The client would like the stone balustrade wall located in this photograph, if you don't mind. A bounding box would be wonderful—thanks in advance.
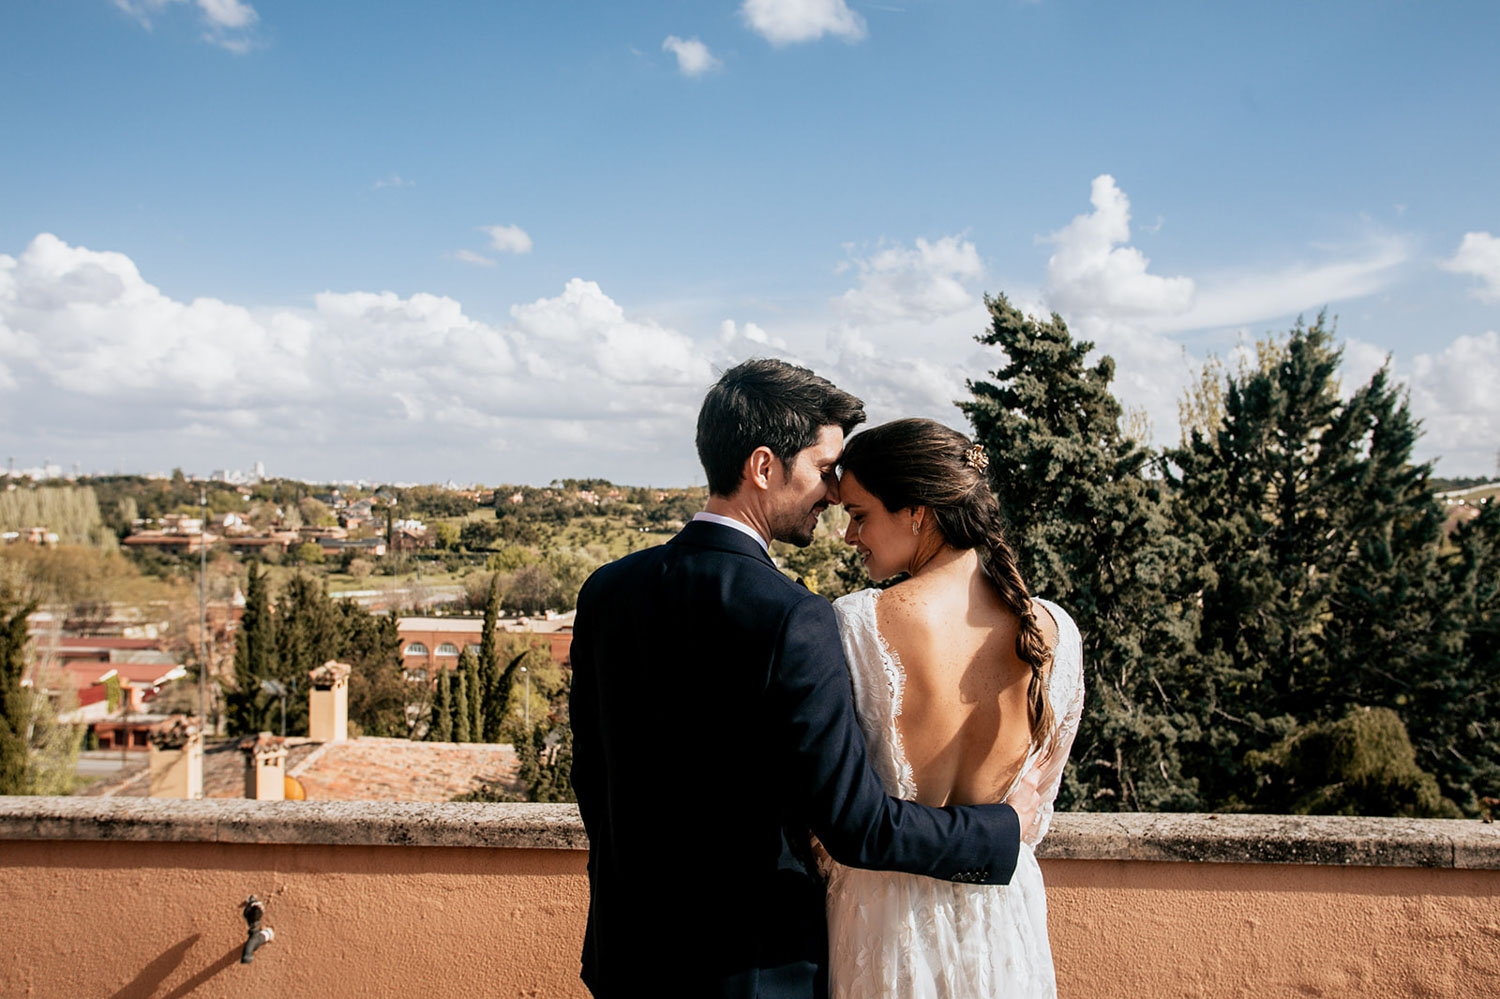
[2,798,1497,998]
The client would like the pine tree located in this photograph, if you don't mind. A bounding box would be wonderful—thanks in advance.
[1421,499,1500,810]
[454,650,474,743]
[1165,317,1461,807]
[226,564,276,735]
[1,589,37,794]
[960,294,1200,810]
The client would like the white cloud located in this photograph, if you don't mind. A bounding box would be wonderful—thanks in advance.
[662,36,722,77]
[196,0,256,29]
[1391,329,1500,474]
[0,234,731,483]
[1037,175,1414,455]
[719,319,787,351]
[114,0,258,51]
[1160,235,1409,334]
[511,279,713,387]
[1441,232,1500,303]
[450,249,495,267]
[371,174,414,191]
[482,224,534,255]
[1043,174,1194,320]
[740,0,867,45]
[837,236,984,326]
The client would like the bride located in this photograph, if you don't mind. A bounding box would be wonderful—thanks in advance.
[824,418,1084,999]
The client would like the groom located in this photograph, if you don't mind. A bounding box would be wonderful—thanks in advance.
[570,359,1032,998]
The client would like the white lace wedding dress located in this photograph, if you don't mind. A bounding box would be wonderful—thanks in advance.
[825,588,1084,999]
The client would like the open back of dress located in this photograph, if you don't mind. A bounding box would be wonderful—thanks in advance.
[825,587,1085,999]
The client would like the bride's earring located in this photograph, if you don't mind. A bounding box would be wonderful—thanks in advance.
[911,519,920,536]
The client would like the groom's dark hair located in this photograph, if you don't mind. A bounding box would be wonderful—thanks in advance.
[696,358,865,497]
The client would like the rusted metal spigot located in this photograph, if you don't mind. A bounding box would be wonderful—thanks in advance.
[241,894,275,964]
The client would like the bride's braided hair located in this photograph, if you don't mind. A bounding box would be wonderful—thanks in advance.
[839,418,1055,750]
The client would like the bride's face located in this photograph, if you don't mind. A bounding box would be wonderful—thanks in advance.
[839,471,917,581]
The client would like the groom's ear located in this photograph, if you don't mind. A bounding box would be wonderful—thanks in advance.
[744,446,777,492]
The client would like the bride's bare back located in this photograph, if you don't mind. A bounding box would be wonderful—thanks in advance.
[875,549,1058,808]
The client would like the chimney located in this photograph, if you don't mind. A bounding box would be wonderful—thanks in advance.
[308,660,352,742]
[147,716,203,799]
[242,732,288,801]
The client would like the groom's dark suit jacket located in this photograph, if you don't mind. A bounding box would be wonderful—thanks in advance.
[569,520,1022,998]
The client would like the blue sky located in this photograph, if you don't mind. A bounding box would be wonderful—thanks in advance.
[2,0,1497,484]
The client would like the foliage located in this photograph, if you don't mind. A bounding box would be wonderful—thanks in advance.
[773,534,872,598]
[1243,707,1461,817]
[0,543,177,608]
[453,687,574,803]
[453,650,474,743]
[1423,499,1500,810]
[513,715,576,802]
[431,665,454,742]
[0,588,82,795]
[226,569,407,738]
[431,522,460,551]
[291,542,325,565]
[396,485,478,520]
[464,646,482,742]
[0,588,35,794]
[0,486,111,547]
[226,563,276,735]
[1163,316,1468,809]
[340,606,409,738]
[961,295,1200,810]
[956,297,1498,817]
[480,574,502,742]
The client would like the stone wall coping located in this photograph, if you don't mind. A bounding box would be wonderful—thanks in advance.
[2,798,1497,868]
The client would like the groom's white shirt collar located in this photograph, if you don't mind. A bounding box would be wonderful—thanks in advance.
[691,512,770,553]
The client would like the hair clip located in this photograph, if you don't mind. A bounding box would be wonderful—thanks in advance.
[963,444,989,472]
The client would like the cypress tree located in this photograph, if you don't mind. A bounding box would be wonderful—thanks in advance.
[434,664,454,742]
[339,606,406,738]
[272,574,339,735]
[961,294,1200,810]
[467,646,484,742]
[454,650,474,743]
[226,563,276,735]
[480,573,506,742]
[1,589,37,794]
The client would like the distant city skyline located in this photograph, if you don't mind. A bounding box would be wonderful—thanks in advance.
[2,2,1497,482]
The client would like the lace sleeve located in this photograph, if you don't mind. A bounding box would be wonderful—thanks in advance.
[1019,600,1084,846]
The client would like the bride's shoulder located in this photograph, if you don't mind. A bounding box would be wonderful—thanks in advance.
[1031,598,1080,653]
[832,587,880,620]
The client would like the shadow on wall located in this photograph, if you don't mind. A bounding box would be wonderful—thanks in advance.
[106,934,241,999]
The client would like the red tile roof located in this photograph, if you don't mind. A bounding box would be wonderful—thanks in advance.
[76,737,521,803]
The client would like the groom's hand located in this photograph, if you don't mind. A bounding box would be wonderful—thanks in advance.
[1005,766,1044,840]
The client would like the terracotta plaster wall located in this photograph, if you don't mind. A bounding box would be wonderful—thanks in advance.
[0,839,593,999]
[4,842,1500,998]
[1044,859,1500,998]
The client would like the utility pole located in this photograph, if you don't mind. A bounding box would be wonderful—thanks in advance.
[199,487,209,734]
